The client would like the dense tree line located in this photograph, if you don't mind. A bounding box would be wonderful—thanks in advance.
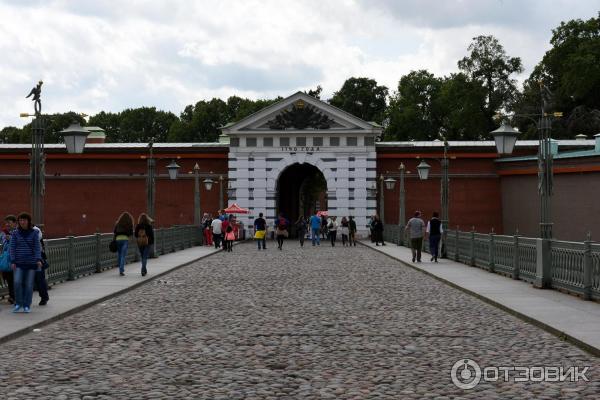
[1,14,598,144]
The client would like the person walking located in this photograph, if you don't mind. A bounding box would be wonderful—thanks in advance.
[309,211,321,246]
[33,224,49,306]
[224,225,235,252]
[348,216,357,246]
[9,212,42,313]
[340,217,349,247]
[211,214,223,249]
[368,215,375,242]
[1,215,17,304]
[328,216,338,247]
[221,216,231,250]
[113,212,134,276]
[254,212,267,250]
[134,213,154,276]
[296,215,307,247]
[372,215,385,246]
[275,213,288,250]
[201,213,213,246]
[427,212,443,262]
[406,211,426,262]
[321,215,328,240]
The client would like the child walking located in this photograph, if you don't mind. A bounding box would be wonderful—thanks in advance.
[224,225,235,252]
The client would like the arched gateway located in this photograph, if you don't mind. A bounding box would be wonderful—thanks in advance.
[222,92,381,238]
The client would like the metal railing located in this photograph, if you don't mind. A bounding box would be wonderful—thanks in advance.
[1,225,203,297]
[382,225,600,301]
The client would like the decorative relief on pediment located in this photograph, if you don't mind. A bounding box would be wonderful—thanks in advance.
[267,100,335,130]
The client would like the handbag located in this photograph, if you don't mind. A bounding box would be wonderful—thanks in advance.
[0,247,11,272]
[254,230,266,240]
[109,239,118,253]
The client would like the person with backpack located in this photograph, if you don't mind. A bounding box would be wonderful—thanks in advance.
[224,225,235,252]
[135,213,154,277]
[372,215,385,246]
[348,216,357,246]
[328,216,338,247]
[9,212,42,313]
[113,212,134,276]
[1,215,17,305]
[275,213,289,250]
[295,215,307,247]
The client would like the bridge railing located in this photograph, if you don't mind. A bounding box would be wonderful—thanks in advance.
[0,225,203,297]
[382,225,600,301]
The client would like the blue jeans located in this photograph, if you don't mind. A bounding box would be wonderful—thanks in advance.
[139,245,150,273]
[117,240,129,273]
[257,235,266,250]
[14,267,36,308]
[311,228,320,245]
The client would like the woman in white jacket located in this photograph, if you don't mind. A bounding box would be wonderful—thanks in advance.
[328,216,338,247]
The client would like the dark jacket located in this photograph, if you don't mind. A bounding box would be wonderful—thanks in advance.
[9,227,41,268]
[134,223,154,246]
[114,225,133,237]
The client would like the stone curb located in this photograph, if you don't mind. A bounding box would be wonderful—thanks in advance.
[360,241,600,358]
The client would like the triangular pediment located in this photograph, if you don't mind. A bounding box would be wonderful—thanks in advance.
[221,92,382,135]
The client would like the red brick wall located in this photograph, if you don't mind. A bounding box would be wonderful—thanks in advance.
[0,150,228,238]
[377,155,503,234]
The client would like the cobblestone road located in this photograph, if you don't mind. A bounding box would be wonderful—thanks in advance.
[1,241,598,399]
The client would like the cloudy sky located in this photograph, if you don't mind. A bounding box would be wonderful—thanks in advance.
[1,0,598,128]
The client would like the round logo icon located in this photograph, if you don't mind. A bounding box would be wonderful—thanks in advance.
[451,359,482,389]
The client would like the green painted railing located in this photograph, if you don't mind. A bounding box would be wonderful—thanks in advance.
[0,225,202,297]
[382,225,600,301]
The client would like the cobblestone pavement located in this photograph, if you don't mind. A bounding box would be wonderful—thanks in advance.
[1,241,598,399]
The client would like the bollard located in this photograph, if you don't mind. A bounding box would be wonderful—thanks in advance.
[67,236,75,281]
[583,232,592,300]
[512,230,520,280]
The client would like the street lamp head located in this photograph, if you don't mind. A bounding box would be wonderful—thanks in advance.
[384,177,396,190]
[166,159,180,180]
[203,178,214,191]
[60,122,89,154]
[416,160,431,180]
[490,121,519,155]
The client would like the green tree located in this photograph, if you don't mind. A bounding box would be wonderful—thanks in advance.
[385,70,442,141]
[88,111,121,142]
[458,35,523,132]
[168,99,228,142]
[515,14,600,138]
[329,77,388,124]
[438,73,489,140]
[0,126,25,143]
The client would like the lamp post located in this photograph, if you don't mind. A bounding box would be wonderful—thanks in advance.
[193,163,215,226]
[399,163,406,228]
[490,85,559,240]
[146,139,180,221]
[379,174,385,222]
[218,175,224,211]
[21,81,90,228]
[416,140,450,257]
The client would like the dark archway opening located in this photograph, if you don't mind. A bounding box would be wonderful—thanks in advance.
[277,163,327,236]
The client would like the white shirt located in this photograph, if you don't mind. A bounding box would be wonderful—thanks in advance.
[211,218,223,234]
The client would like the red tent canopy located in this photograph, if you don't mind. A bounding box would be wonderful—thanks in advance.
[316,210,328,217]
[223,203,249,214]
